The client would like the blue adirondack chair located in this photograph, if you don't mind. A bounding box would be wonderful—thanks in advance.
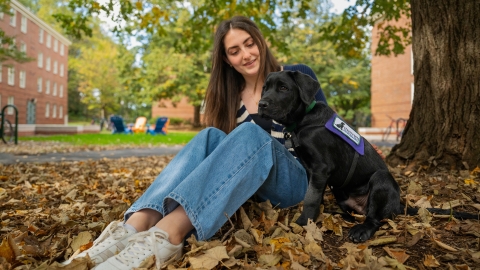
[146,117,169,135]
[110,116,133,134]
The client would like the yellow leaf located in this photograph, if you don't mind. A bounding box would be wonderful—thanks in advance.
[135,1,143,10]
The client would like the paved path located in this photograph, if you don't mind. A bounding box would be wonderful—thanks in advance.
[0,146,184,165]
[0,139,396,165]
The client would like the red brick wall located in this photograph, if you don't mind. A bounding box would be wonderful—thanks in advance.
[152,97,198,122]
[0,2,69,125]
[371,16,413,128]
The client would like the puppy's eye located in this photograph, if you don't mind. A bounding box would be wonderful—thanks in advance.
[279,86,288,91]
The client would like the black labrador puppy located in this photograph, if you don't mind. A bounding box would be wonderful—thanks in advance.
[258,70,479,243]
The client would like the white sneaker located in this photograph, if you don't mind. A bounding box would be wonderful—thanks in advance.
[95,227,183,270]
[62,221,137,266]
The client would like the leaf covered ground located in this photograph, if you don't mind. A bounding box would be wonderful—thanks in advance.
[0,143,479,270]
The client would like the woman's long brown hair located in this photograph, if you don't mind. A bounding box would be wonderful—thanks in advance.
[203,16,280,134]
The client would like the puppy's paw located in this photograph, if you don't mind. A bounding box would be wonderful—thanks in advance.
[296,214,309,226]
[348,224,376,243]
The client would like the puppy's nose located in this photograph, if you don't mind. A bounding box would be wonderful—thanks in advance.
[258,100,269,109]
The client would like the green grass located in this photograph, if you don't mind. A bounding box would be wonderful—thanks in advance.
[19,131,198,146]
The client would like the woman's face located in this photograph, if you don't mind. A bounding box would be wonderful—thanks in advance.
[223,28,260,79]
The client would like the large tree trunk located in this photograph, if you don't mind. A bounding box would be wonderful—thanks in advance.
[387,0,480,170]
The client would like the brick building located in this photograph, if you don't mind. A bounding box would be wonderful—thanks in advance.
[0,0,71,126]
[370,16,413,129]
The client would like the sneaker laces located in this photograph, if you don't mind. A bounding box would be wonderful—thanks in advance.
[115,230,169,270]
[91,221,126,249]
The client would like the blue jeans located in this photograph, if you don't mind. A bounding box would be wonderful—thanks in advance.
[125,123,308,240]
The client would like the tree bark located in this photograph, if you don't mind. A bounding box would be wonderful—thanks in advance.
[193,105,202,127]
[387,0,480,170]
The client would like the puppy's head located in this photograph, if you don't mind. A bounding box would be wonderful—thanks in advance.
[258,70,319,125]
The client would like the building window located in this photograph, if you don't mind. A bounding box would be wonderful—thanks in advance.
[59,105,63,118]
[9,9,15,27]
[21,15,27,33]
[19,70,26,88]
[60,43,64,56]
[45,80,50,94]
[38,53,43,68]
[37,77,42,92]
[52,104,57,118]
[7,67,14,85]
[46,34,51,48]
[20,42,26,53]
[0,12,4,20]
[53,39,58,52]
[410,47,414,75]
[7,97,14,115]
[59,85,63,97]
[45,103,50,117]
[60,64,64,77]
[0,64,2,83]
[53,82,57,96]
[46,57,51,71]
[39,29,43,43]
[53,61,58,74]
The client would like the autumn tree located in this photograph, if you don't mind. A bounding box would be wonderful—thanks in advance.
[321,0,480,170]
[274,0,371,127]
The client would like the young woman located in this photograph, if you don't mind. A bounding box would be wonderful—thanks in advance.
[64,16,328,269]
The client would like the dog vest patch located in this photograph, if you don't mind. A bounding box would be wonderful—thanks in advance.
[326,115,364,155]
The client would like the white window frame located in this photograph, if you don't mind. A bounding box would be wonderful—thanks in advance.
[52,104,57,118]
[19,70,26,88]
[7,97,14,115]
[46,57,51,71]
[53,61,58,74]
[9,9,16,27]
[37,77,42,92]
[39,29,43,43]
[53,82,57,96]
[0,12,4,20]
[38,52,43,68]
[20,41,26,53]
[7,67,15,85]
[53,39,58,52]
[60,43,64,56]
[45,80,50,94]
[46,34,51,48]
[60,64,64,77]
[21,15,27,33]
[59,84,63,97]
[45,102,50,118]
[59,105,63,118]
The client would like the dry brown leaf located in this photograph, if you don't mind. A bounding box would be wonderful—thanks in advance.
[368,236,397,246]
[188,246,229,269]
[424,254,441,267]
[239,206,252,230]
[258,254,282,267]
[71,231,93,252]
[433,238,458,252]
[302,219,323,243]
[383,247,410,264]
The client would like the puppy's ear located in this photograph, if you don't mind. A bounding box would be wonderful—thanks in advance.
[290,71,320,104]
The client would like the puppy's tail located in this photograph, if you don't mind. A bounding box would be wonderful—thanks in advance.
[405,206,479,220]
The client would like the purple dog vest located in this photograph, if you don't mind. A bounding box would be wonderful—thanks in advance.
[325,114,365,155]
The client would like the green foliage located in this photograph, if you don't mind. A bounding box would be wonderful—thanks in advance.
[319,0,411,58]
[19,131,198,146]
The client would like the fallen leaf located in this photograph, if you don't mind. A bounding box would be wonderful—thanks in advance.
[424,254,441,267]
[383,247,410,264]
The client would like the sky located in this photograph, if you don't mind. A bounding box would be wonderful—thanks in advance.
[331,0,352,14]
